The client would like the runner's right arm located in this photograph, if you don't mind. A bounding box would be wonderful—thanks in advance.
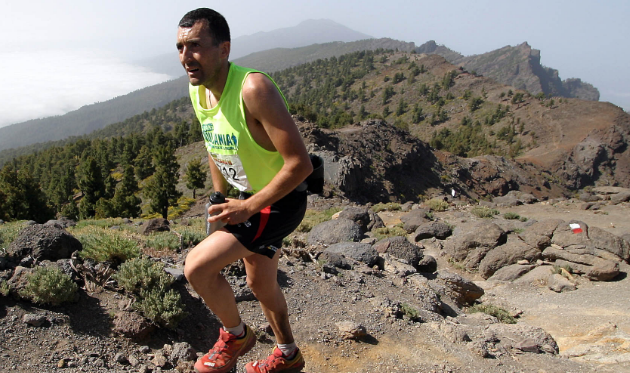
[208,154,228,195]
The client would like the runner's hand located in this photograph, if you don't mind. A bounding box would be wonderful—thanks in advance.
[207,198,254,225]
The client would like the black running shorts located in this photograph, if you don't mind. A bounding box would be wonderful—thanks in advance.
[225,189,307,259]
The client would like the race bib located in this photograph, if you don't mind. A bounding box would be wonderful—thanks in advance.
[210,153,251,191]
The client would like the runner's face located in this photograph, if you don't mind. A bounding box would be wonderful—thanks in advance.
[176,21,228,87]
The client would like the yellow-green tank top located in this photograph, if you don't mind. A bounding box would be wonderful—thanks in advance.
[189,63,288,193]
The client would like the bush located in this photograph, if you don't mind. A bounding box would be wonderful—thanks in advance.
[401,303,421,321]
[371,203,401,213]
[0,221,28,247]
[75,227,140,264]
[113,257,173,295]
[113,257,186,329]
[373,225,407,240]
[426,198,449,212]
[135,287,186,329]
[0,280,9,297]
[471,206,500,218]
[503,212,520,220]
[144,232,180,251]
[468,304,516,324]
[19,267,78,306]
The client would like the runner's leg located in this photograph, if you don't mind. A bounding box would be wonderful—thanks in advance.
[243,252,294,344]
[185,229,254,328]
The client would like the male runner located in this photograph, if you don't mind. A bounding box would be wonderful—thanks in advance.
[177,8,312,373]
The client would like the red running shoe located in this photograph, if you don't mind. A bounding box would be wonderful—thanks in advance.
[245,346,305,373]
[194,325,256,373]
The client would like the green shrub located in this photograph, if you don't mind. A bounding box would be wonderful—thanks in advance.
[519,216,528,222]
[113,257,173,295]
[503,212,520,220]
[179,228,206,248]
[113,257,186,328]
[0,280,9,297]
[401,303,421,321]
[0,221,28,247]
[426,198,449,212]
[75,227,140,263]
[373,225,407,240]
[135,287,186,329]
[471,206,500,218]
[468,304,516,324]
[371,203,401,213]
[19,267,78,306]
[144,232,180,251]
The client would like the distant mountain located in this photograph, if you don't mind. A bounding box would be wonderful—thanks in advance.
[230,19,372,59]
[417,40,600,101]
[134,19,372,78]
[0,77,189,152]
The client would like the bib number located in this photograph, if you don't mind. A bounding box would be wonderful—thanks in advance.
[210,153,251,191]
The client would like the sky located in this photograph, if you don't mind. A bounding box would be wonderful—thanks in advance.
[1,0,628,127]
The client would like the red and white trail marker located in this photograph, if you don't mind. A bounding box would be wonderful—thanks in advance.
[569,223,583,234]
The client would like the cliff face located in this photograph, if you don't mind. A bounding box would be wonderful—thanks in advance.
[417,41,600,101]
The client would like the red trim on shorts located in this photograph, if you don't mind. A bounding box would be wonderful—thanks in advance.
[252,206,271,242]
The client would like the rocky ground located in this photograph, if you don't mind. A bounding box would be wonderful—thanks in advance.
[1,190,630,373]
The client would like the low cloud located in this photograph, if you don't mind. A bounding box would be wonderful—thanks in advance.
[0,49,171,128]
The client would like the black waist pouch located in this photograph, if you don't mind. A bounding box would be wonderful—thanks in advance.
[306,154,324,193]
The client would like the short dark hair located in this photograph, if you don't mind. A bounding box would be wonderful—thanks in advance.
[179,8,230,44]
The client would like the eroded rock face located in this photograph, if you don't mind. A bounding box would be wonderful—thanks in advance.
[429,270,484,308]
[6,225,82,264]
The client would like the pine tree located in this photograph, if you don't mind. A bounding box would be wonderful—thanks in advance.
[77,156,105,219]
[111,165,142,218]
[145,145,182,219]
[185,158,206,199]
[134,145,155,180]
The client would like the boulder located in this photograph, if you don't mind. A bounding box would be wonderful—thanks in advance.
[413,221,452,241]
[487,323,558,355]
[548,274,577,293]
[445,221,507,269]
[478,236,542,279]
[171,342,197,364]
[142,218,170,235]
[429,270,484,307]
[366,209,385,231]
[325,242,379,267]
[6,225,82,263]
[338,207,371,233]
[381,254,417,276]
[335,321,367,340]
[308,218,362,246]
[416,255,437,273]
[373,236,423,267]
[43,218,77,229]
[610,192,630,205]
[317,251,351,270]
[551,220,589,248]
[488,264,534,282]
[588,226,630,262]
[542,246,619,281]
[399,209,430,233]
[515,265,554,284]
[112,311,155,341]
[492,195,521,207]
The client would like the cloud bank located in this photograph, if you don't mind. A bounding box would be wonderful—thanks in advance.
[0,49,172,128]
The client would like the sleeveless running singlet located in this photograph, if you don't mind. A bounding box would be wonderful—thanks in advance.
[189,63,288,193]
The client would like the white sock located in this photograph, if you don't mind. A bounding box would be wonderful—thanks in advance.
[277,342,298,359]
[224,322,245,338]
